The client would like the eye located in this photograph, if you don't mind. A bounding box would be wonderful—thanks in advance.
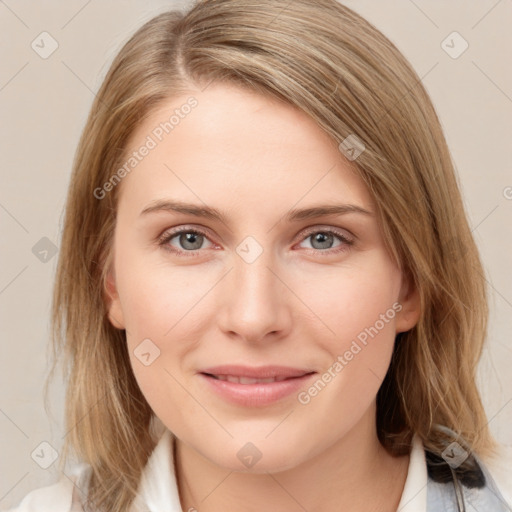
[157,226,354,257]
[158,227,215,256]
[296,228,354,254]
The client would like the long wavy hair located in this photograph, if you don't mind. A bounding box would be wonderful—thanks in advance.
[48,0,495,509]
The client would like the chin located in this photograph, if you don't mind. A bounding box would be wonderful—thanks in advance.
[203,437,307,474]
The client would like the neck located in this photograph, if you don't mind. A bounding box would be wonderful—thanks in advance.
[174,407,409,512]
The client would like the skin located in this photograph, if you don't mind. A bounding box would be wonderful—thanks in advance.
[105,82,421,512]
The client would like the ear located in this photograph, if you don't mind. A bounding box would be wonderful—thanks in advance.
[104,265,126,330]
[394,272,421,334]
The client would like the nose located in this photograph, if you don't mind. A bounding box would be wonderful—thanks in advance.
[216,249,293,344]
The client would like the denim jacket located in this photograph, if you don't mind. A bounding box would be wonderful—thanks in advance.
[425,438,512,511]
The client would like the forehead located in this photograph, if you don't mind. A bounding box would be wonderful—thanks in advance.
[115,83,372,219]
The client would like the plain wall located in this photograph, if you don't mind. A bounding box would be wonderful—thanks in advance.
[1,0,511,508]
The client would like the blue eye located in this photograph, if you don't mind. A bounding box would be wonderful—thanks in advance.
[158,229,214,255]
[298,230,353,252]
[157,227,354,257]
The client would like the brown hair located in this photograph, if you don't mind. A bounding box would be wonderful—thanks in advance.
[48,0,495,509]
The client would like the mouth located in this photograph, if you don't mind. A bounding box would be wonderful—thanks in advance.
[198,365,317,406]
[202,374,297,384]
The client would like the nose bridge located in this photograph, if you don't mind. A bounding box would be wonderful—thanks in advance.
[217,239,291,341]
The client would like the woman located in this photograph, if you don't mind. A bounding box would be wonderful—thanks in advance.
[8,0,512,511]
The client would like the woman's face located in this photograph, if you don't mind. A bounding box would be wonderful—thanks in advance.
[106,83,419,472]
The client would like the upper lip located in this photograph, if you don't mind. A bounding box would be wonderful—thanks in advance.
[200,365,315,379]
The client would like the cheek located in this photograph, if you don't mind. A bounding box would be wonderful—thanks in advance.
[116,246,216,341]
[119,270,202,428]
[294,257,401,406]
[120,272,207,386]
[115,250,225,413]
[298,257,401,349]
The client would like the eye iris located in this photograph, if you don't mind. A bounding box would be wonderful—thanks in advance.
[172,231,341,252]
[311,232,334,250]
[180,232,203,250]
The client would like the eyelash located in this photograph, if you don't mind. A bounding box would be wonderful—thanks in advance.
[157,226,354,258]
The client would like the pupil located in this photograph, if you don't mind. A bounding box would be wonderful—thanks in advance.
[181,232,202,250]
[312,232,332,250]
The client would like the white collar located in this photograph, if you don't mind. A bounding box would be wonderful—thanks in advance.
[130,429,181,511]
[397,433,428,510]
[132,429,428,512]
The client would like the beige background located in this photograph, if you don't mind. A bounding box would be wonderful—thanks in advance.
[1,0,511,508]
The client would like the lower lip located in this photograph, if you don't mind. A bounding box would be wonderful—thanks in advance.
[199,372,317,407]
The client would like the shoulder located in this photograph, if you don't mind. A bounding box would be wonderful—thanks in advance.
[4,464,91,512]
[482,442,512,507]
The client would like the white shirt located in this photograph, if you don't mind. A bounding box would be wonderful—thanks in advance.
[5,429,512,512]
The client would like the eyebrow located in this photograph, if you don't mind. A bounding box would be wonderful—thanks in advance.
[139,199,373,222]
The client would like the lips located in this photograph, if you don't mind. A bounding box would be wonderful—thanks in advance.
[198,365,317,406]
[207,375,290,384]
[200,364,314,380]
